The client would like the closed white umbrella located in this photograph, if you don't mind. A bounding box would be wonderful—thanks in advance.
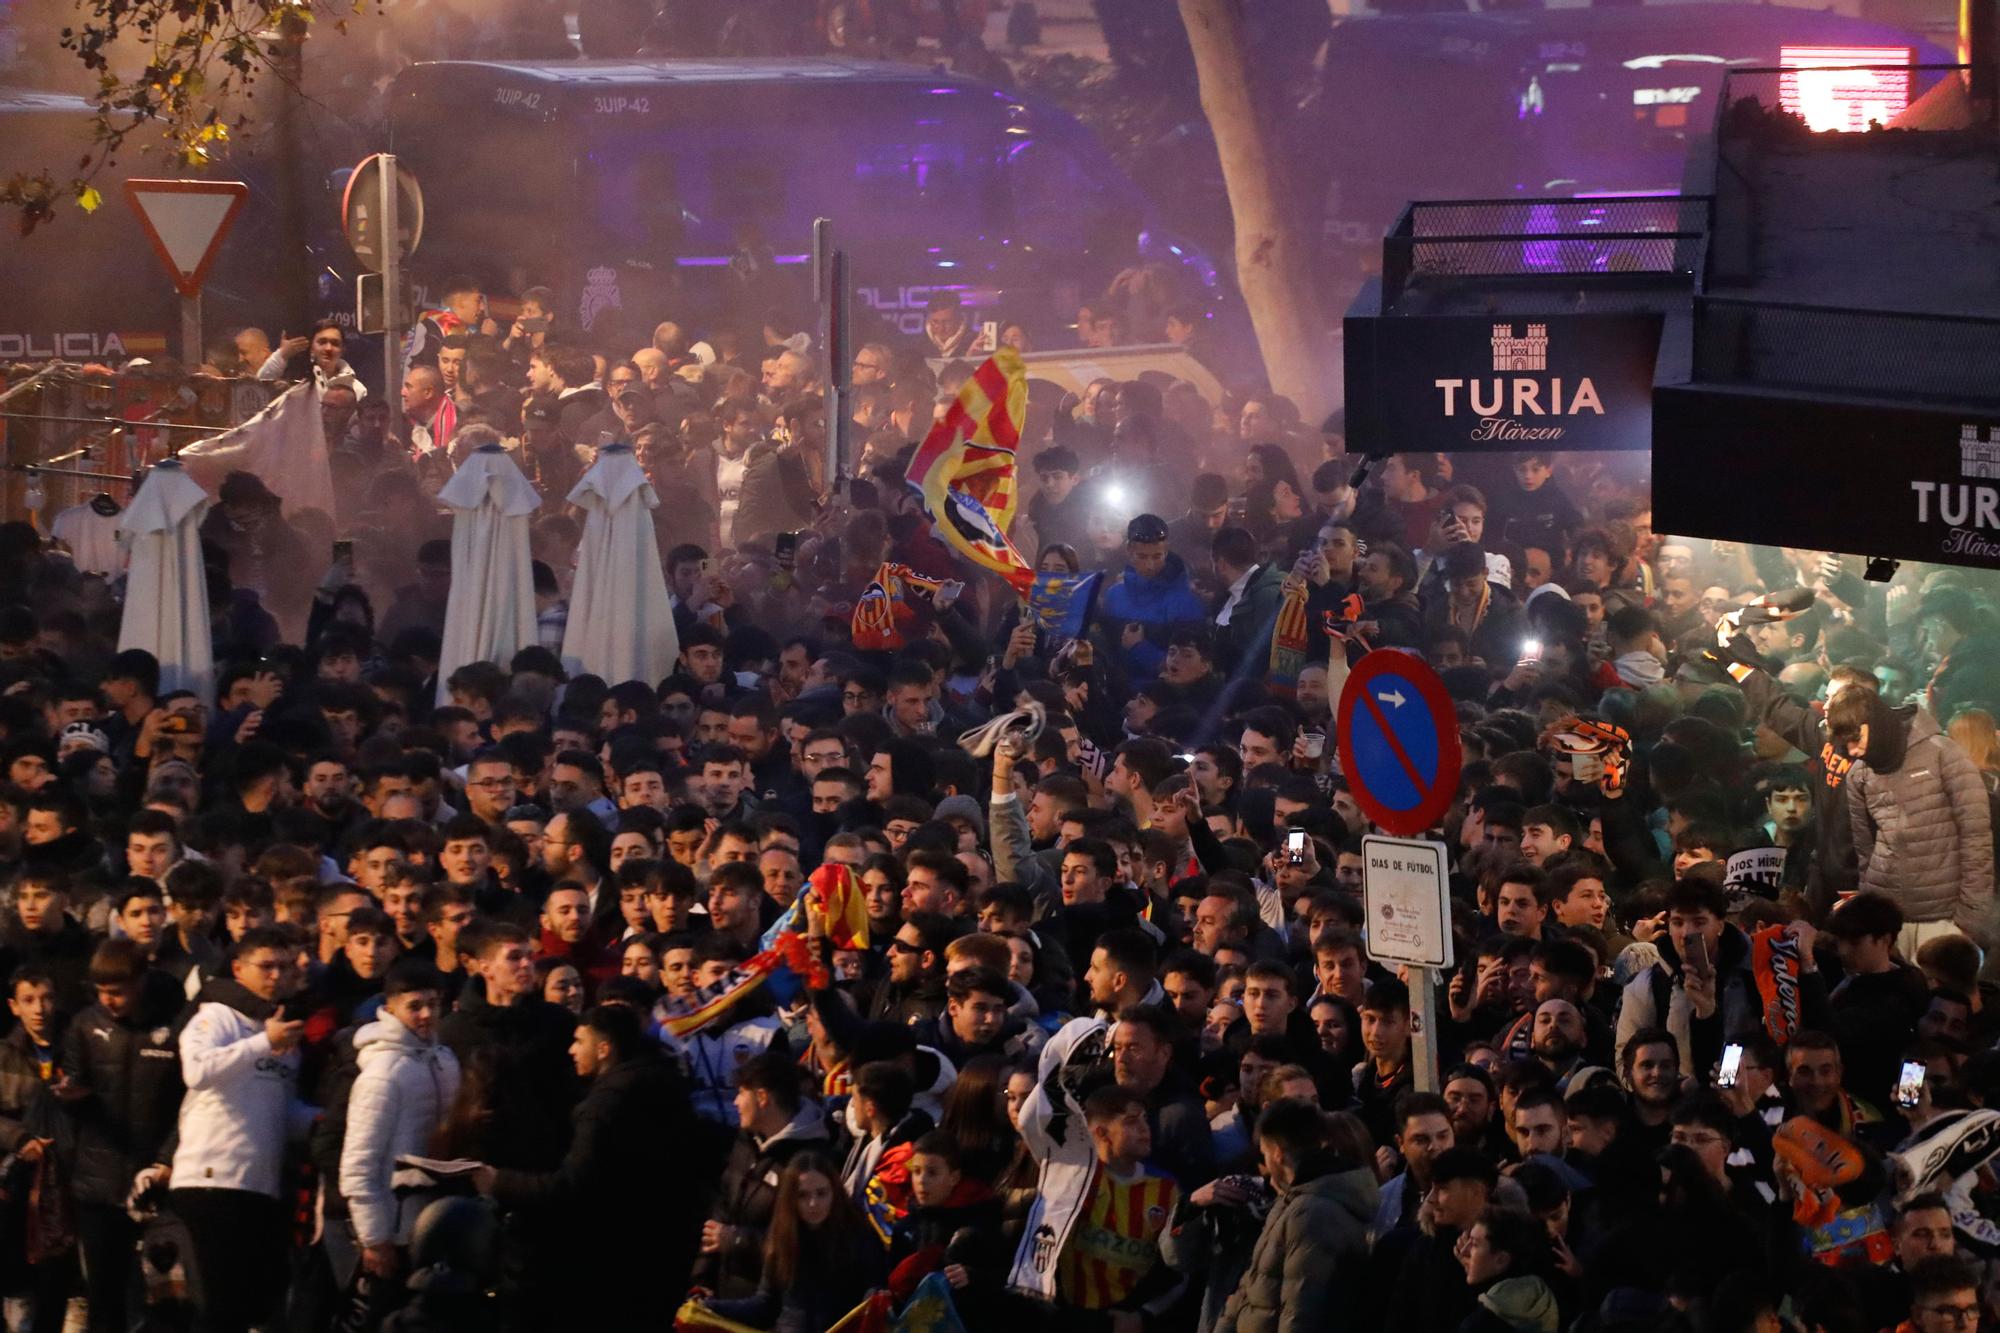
[435,444,540,705]
[561,443,679,688]
[117,459,214,701]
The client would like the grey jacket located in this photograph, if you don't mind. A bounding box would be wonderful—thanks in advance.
[989,792,1060,911]
[1215,1163,1377,1333]
[1849,709,1994,942]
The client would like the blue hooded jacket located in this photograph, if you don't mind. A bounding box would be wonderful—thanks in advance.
[1098,551,1207,679]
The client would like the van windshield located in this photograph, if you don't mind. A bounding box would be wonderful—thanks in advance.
[577,88,1018,255]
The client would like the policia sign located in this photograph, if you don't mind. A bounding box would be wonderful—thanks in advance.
[1655,386,2000,572]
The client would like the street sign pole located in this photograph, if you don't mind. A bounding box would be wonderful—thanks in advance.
[1412,968,1438,1093]
[1361,833,1453,1093]
[379,153,402,415]
[830,249,851,493]
[180,292,202,369]
[812,217,852,500]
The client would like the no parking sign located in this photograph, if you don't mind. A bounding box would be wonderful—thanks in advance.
[1335,650,1462,838]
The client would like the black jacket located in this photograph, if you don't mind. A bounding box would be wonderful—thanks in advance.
[437,986,578,1171]
[58,970,185,1206]
[703,1103,834,1298]
[0,915,96,1017]
[1146,1073,1218,1189]
[493,1051,706,1324]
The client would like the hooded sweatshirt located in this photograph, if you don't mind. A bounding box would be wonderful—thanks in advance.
[1475,1276,1560,1333]
[1099,551,1207,680]
[172,977,314,1197]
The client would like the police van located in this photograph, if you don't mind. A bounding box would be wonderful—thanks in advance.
[385,58,1214,348]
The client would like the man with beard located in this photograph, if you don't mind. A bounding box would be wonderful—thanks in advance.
[1528,999,1589,1091]
[300,752,358,839]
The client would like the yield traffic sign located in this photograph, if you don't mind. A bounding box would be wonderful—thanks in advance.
[123,179,248,297]
[1335,650,1462,838]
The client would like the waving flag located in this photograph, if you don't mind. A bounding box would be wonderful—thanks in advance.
[906,348,1036,597]
[853,563,946,651]
[675,1302,766,1333]
[1028,570,1103,645]
[761,863,871,952]
[892,1273,968,1333]
[654,932,822,1039]
[1267,578,1311,698]
[809,862,871,951]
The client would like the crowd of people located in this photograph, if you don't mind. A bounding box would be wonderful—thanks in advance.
[2,265,2000,1333]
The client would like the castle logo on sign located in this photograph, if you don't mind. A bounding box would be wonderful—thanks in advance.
[1491,323,1547,372]
[1433,322,1603,443]
[1960,424,2000,479]
[1908,421,2000,562]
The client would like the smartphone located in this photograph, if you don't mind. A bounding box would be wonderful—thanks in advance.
[1718,1043,1743,1089]
[519,316,550,334]
[1228,495,1249,521]
[1685,933,1713,979]
[331,539,353,565]
[1897,1060,1927,1109]
[774,531,799,562]
[1520,638,1543,664]
[1285,828,1308,866]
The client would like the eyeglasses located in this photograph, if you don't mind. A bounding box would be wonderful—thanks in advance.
[842,691,873,704]
[887,938,921,955]
[1922,1307,1981,1326]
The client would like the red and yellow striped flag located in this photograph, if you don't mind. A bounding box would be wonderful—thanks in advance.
[905,348,1035,596]
[807,862,871,951]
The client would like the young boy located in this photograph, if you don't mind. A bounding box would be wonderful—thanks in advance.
[1055,1085,1182,1314]
[886,1132,1003,1309]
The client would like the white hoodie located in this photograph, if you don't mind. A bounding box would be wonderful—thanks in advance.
[339,1011,462,1246]
[173,994,314,1197]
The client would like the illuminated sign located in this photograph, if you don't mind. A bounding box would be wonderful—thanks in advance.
[1344,312,1663,452]
[1778,45,1912,131]
[1633,87,1701,105]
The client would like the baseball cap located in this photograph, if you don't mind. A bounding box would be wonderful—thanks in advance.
[1125,514,1169,544]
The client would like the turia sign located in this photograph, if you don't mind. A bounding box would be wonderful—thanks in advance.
[1345,311,1662,453]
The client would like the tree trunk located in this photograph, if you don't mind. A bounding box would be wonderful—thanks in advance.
[1176,0,1335,425]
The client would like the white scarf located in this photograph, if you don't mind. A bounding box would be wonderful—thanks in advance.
[1007,1017,1108,1301]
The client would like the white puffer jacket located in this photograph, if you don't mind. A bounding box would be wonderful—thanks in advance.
[338,1012,461,1246]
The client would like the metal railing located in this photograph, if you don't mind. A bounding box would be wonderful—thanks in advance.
[1381,196,1712,308]
[0,368,282,525]
[1690,294,2000,407]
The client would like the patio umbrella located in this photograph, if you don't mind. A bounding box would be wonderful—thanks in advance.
[117,458,214,700]
[435,444,540,705]
[561,442,679,687]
